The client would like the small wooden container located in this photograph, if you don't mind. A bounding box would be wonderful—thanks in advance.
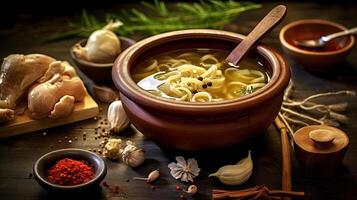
[293,125,349,177]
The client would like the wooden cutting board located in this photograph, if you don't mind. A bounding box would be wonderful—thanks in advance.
[0,94,99,138]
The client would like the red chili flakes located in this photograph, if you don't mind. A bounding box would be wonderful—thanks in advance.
[47,158,95,186]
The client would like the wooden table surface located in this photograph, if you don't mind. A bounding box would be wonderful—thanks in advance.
[0,2,356,200]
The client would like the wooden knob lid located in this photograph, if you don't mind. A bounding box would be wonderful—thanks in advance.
[294,125,349,154]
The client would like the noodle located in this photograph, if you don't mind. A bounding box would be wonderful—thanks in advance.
[133,49,268,102]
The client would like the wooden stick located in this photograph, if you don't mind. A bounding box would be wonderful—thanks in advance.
[269,190,305,197]
[274,116,292,200]
[212,187,304,199]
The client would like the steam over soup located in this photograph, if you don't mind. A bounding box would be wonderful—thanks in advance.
[133,49,269,102]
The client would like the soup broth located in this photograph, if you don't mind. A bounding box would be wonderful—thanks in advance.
[132,49,269,102]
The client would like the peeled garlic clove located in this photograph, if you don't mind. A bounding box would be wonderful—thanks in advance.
[122,141,145,167]
[107,100,130,133]
[103,138,123,160]
[73,20,122,63]
[209,150,253,186]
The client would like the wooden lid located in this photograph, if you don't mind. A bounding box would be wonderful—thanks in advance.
[294,125,349,154]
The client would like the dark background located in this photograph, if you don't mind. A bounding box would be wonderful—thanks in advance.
[1,0,357,29]
[0,1,356,200]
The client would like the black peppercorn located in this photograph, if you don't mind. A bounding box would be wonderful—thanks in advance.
[197,77,203,81]
[207,82,213,87]
[192,90,198,94]
[202,84,207,89]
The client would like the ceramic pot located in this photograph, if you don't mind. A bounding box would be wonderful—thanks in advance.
[112,29,290,150]
[280,19,355,71]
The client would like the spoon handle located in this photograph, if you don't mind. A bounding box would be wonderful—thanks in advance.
[226,5,287,65]
[322,26,357,42]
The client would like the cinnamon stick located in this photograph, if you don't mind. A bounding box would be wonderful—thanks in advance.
[274,115,292,200]
[212,186,304,200]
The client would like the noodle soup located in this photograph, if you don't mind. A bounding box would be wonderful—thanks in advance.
[132,49,269,102]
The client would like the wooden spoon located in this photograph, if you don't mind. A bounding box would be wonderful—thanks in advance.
[138,5,287,91]
[226,5,287,66]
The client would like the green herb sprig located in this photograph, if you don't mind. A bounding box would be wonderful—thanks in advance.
[47,0,260,41]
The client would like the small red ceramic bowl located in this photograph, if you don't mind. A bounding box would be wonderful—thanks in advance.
[113,29,290,151]
[280,19,355,71]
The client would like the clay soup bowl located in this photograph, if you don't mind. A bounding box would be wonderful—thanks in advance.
[112,29,291,151]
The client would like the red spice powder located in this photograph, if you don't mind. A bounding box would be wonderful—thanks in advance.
[47,158,95,185]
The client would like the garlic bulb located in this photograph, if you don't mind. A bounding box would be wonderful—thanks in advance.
[103,138,123,160]
[122,141,145,167]
[73,20,122,63]
[107,100,130,133]
[209,150,253,186]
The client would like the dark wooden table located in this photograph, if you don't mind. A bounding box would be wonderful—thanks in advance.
[0,2,356,200]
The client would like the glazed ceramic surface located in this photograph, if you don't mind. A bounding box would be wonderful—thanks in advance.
[280,19,355,71]
[113,29,290,150]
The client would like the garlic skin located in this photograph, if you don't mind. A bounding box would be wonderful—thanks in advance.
[73,20,122,63]
[122,141,145,167]
[107,100,130,133]
[103,138,123,160]
[209,150,253,186]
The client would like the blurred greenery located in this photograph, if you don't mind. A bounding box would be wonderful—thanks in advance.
[46,0,261,41]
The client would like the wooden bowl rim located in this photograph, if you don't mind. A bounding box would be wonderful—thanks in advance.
[279,19,355,56]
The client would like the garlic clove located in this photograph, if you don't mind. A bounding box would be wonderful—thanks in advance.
[133,169,160,183]
[209,150,253,186]
[107,100,130,133]
[185,185,198,195]
[103,138,123,160]
[147,170,160,182]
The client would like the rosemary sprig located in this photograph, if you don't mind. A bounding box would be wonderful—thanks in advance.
[46,0,261,41]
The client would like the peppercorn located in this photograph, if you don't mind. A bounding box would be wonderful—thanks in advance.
[103,181,109,188]
[207,82,213,87]
[192,90,198,94]
[197,77,203,81]
[202,84,207,89]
